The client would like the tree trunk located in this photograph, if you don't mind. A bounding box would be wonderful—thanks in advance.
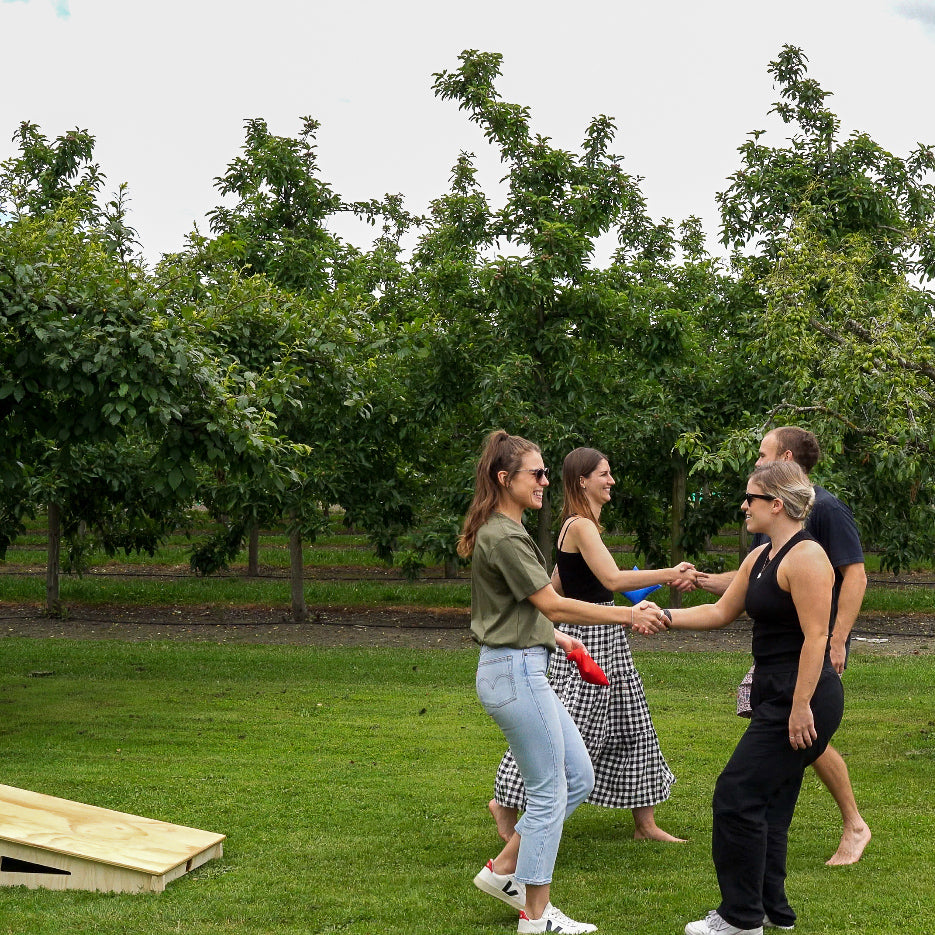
[444,556,459,578]
[669,457,687,609]
[247,523,260,576]
[288,516,306,622]
[535,488,552,563]
[46,502,63,617]
[738,519,749,564]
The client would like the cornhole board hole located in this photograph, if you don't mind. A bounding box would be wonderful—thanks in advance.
[0,784,225,893]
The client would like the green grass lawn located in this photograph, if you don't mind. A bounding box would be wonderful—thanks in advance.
[0,640,931,934]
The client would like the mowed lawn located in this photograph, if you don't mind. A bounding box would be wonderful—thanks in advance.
[0,638,932,934]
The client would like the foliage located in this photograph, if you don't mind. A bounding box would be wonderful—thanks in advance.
[0,122,104,225]
[701,44,935,571]
[718,46,935,281]
[5,46,935,576]
[181,118,431,578]
[409,50,737,565]
[0,127,290,608]
[206,116,353,296]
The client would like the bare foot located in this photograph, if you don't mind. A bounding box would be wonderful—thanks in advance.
[631,805,686,842]
[488,799,518,843]
[825,824,871,865]
[633,826,687,843]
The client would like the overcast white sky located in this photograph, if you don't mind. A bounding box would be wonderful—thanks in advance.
[3,0,935,263]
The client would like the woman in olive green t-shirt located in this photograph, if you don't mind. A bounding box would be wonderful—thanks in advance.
[459,430,666,935]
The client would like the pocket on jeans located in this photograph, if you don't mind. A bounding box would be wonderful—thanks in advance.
[477,654,517,711]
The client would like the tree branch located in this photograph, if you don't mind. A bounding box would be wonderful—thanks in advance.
[809,316,935,384]
[765,403,881,437]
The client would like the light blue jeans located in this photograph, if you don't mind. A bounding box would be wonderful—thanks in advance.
[476,645,594,885]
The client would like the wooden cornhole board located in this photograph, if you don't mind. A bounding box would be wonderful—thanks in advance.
[0,784,225,893]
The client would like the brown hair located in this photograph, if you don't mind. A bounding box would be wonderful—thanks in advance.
[770,426,821,474]
[561,447,608,531]
[749,462,815,521]
[457,430,541,558]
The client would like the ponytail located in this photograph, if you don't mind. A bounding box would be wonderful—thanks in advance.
[457,430,540,558]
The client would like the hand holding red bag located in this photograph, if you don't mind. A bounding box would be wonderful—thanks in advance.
[566,646,609,686]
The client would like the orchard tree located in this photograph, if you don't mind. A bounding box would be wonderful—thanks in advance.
[424,51,653,558]
[0,126,291,613]
[599,218,765,573]
[403,49,742,570]
[0,122,104,224]
[206,116,353,296]
[718,46,935,280]
[693,45,935,571]
[758,222,934,571]
[181,118,428,612]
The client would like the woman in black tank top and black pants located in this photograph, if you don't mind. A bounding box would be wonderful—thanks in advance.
[664,462,844,935]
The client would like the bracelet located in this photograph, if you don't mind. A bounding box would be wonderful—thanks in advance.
[662,609,673,629]
[629,606,634,627]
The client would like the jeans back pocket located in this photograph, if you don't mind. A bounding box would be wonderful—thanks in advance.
[476,652,517,711]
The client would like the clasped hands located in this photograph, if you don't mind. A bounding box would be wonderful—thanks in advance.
[670,561,698,593]
[631,561,698,634]
[631,600,670,635]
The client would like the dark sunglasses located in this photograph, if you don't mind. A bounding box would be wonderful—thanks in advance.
[743,492,776,505]
[517,468,550,482]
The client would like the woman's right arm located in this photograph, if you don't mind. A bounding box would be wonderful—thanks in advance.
[572,519,695,592]
[663,546,763,631]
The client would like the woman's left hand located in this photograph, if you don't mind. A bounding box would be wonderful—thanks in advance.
[555,630,585,655]
[788,703,818,749]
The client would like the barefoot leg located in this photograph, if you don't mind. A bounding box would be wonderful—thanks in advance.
[488,799,519,844]
[812,746,871,865]
[631,805,686,843]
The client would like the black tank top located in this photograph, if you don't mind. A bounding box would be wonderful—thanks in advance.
[745,529,828,666]
[555,517,614,604]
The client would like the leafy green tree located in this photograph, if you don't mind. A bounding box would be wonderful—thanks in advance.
[399,50,749,572]
[1,127,289,613]
[718,46,935,281]
[600,218,764,572]
[1,122,103,223]
[182,119,428,614]
[697,45,935,571]
[206,116,352,296]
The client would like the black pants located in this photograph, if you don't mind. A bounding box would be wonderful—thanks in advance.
[712,664,844,930]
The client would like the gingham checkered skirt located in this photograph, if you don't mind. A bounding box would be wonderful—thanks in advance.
[494,616,675,810]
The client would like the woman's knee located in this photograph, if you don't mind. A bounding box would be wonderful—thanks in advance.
[567,759,594,807]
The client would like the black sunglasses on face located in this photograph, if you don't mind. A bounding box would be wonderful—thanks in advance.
[517,468,550,482]
[743,492,776,505]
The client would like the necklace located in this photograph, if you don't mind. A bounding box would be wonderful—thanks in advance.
[756,551,775,579]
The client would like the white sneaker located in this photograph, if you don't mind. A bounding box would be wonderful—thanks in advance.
[763,917,794,930]
[473,860,525,911]
[685,909,763,935]
[518,902,597,934]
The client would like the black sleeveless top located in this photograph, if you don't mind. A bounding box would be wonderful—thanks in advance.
[745,529,829,667]
[555,517,614,604]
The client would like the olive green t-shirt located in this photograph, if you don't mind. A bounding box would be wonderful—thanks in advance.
[469,512,555,650]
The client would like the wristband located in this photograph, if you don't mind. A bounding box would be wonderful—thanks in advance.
[662,609,673,629]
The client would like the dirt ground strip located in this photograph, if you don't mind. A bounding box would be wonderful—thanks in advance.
[1,603,933,656]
